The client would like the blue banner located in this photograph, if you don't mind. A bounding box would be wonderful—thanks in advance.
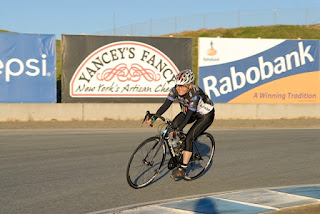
[0,33,56,103]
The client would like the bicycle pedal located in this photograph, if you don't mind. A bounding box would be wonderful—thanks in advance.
[170,174,183,181]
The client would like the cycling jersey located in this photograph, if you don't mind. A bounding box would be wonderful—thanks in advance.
[154,85,214,131]
[167,86,214,116]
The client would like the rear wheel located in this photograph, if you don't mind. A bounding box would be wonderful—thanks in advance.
[126,136,166,189]
[184,132,215,180]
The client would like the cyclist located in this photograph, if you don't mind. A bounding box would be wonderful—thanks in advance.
[146,69,215,179]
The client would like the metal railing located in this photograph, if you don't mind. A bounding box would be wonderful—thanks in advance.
[96,8,320,37]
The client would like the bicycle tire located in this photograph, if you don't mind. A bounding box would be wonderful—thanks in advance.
[184,132,215,180]
[126,136,166,189]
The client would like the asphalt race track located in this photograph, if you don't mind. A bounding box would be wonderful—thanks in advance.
[1,128,320,214]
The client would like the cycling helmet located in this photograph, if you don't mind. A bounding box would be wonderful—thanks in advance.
[175,69,195,85]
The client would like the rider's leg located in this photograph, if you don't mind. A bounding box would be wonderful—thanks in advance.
[182,151,192,165]
[173,112,192,166]
[172,109,214,179]
[172,112,196,134]
[172,112,185,127]
[184,109,215,161]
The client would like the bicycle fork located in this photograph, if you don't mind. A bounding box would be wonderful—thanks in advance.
[143,138,164,167]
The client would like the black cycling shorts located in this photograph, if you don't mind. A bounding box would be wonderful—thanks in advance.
[172,108,215,152]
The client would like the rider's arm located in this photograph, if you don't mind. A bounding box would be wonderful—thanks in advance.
[151,98,173,122]
[156,98,173,115]
[151,88,176,122]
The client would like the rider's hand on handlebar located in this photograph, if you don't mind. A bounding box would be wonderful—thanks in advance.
[146,118,153,126]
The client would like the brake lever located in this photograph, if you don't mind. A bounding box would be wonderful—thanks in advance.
[142,111,153,127]
[142,111,150,123]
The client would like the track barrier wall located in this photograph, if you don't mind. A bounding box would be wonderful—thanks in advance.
[0,103,319,122]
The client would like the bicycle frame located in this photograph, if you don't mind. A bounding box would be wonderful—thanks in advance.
[144,111,180,159]
[161,128,178,158]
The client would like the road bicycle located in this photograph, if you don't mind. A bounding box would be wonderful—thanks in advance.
[126,111,215,189]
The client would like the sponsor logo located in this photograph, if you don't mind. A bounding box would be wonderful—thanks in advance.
[203,40,219,63]
[0,54,49,82]
[70,41,179,97]
[206,41,217,56]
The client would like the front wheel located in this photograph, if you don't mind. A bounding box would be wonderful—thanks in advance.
[184,132,215,180]
[126,136,166,189]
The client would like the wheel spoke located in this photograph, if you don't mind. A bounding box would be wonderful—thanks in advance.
[126,137,165,188]
[185,133,215,180]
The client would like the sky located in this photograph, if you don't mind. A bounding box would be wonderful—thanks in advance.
[1,0,320,39]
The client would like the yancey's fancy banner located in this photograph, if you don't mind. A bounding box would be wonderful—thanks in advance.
[62,35,192,103]
[198,38,320,103]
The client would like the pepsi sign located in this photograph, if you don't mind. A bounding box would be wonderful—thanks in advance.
[0,33,56,103]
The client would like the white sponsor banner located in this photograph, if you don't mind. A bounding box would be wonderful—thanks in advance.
[198,37,320,103]
[70,41,179,97]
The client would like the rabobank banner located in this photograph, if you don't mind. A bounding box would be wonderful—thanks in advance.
[198,38,320,103]
[0,33,56,103]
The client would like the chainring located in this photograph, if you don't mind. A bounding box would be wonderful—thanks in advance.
[168,157,179,170]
